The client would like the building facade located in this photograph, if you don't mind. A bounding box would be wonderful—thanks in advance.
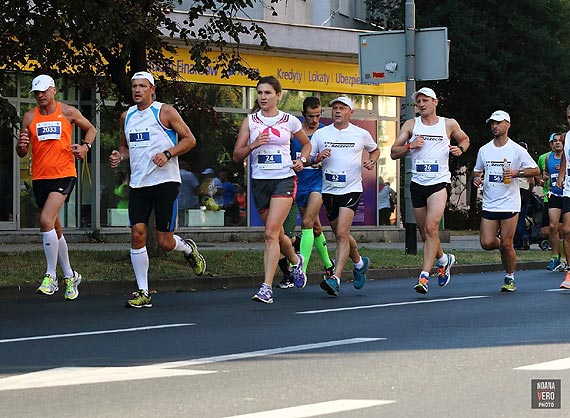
[1,1,405,234]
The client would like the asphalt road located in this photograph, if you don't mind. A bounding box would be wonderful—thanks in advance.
[1,268,569,418]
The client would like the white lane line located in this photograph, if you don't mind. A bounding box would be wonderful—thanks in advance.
[514,357,570,371]
[0,338,384,391]
[546,288,567,292]
[0,323,195,344]
[155,338,385,368]
[297,296,490,314]
[222,399,396,418]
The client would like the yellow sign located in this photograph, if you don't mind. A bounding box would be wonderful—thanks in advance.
[154,49,405,97]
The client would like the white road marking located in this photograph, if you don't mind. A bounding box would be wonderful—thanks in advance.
[0,338,384,391]
[297,296,490,314]
[222,399,396,418]
[155,338,385,369]
[0,323,195,344]
[514,357,570,371]
[546,288,567,292]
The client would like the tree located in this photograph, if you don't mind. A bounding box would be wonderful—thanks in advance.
[368,0,570,218]
[0,0,277,252]
[0,0,276,111]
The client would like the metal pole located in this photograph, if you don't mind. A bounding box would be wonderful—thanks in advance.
[404,0,417,254]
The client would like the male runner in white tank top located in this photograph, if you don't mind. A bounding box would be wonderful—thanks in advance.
[391,87,470,294]
[109,71,206,308]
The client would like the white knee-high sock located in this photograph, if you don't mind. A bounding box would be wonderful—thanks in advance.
[173,235,192,255]
[130,247,149,292]
[42,229,59,278]
[58,235,74,278]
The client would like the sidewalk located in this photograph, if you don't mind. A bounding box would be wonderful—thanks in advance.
[0,234,546,300]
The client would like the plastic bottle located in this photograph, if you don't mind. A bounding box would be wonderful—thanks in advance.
[503,158,511,184]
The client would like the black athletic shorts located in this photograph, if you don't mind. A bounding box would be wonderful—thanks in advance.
[33,177,76,209]
[322,192,361,222]
[410,181,450,208]
[481,210,518,220]
[129,182,180,232]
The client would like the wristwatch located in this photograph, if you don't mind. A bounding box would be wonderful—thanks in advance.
[163,150,172,160]
[300,156,307,164]
[82,141,92,151]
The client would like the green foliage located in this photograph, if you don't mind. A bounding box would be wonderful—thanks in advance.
[0,0,276,107]
[367,0,570,161]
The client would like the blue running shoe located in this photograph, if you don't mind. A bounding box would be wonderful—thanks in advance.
[252,283,273,304]
[437,253,455,287]
[291,254,307,288]
[353,256,369,289]
[546,257,561,271]
[320,275,340,297]
[414,274,429,294]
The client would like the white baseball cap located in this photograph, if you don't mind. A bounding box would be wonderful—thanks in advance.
[329,96,354,110]
[30,74,55,92]
[411,87,437,101]
[486,110,510,123]
[131,71,155,86]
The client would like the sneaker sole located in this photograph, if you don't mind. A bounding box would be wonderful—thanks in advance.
[320,280,339,297]
[500,287,516,292]
[560,284,570,289]
[414,284,428,294]
[251,295,273,304]
[277,283,294,289]
[193,253,207,276]
[125,302,153,308]
[37,287,58,296]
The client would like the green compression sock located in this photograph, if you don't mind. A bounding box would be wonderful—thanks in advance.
[300,229,314,272]
[314,233,333,268]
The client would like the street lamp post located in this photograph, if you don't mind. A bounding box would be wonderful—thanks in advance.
[404,0,417,254]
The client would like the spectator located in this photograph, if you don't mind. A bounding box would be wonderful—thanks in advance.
[378,176,393,225]
[114,171,129,209]
[199,167,223,207]
[219,170,238,225]
[177,160,200,225]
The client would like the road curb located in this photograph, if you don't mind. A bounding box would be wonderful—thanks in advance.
[0,261,548,300]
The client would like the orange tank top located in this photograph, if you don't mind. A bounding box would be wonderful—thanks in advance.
[29,102,76,180]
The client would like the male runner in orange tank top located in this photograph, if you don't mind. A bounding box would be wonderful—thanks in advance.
[15,74,96,300]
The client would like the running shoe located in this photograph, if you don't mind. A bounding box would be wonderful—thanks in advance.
[184,238,207,275]
[546,257,561,271]
[126,289,152,308]
[324,259,336,278]
[320,275,340,297]
[560,271,570,289]
[352,256,369,289]
[291,254,307,288]
[437,253,456,287]
[64,271,82,301]
[37,274,58,295]
[277,276,294,289]
[414,274,429,294]
[554,261,567,272]
[252,283,273,304]
[500,277,517,292]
